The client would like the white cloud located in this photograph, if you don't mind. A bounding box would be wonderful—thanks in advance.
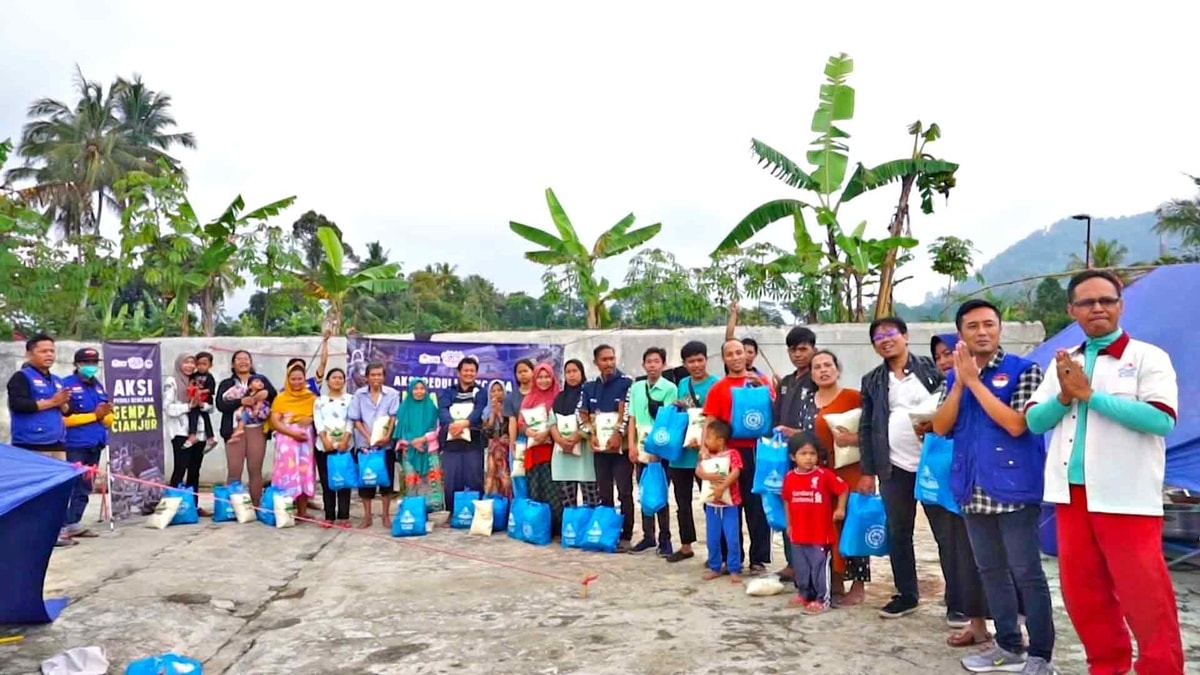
[3,1,1197,316]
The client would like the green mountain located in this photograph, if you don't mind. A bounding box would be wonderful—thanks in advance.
[899,212,1181,320]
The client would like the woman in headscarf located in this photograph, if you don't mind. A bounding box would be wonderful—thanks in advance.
[269,363,318,518]
[395,378,444,512]
[519,363,562,533]
[550,359,598,507]
[164,354,213,516]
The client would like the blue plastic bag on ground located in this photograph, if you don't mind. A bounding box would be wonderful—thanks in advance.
[257,486,278,527]
[752,433,789,495]
[914,434,959,514]
[212,483,236,522]
[357,449,389,489]
[644,406,687,464]
[451,490,480,528]
[561,506,595,548]
[392,496,428,537]
[730,383,773,439]
[839,492,890,558]
[486,494,509,533]
[326,451,360,490]
[512,475,529,501]
[125,652,204,674]
[167,484,199,526]
[638,462,668,515]
[762,491,788,532]
[580,506,623,553]
[519,500,553,546]
[507,498,525,540]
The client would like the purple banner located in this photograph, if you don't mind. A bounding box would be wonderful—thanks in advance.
[345,338,564,396]
[102,341,164,520]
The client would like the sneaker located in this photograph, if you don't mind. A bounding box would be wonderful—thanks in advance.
[665,550,694,563]
[1019,656,1056,675]
[961,646,1027,673]
[656,543,674,558]
[947,611,970,628]
[631,539,656,553]
[878,595,919,619]
[54,537,77,548]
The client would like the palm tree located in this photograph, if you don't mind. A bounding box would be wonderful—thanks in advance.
[509,187,661,329]
[113,74,196,170]
[1068,238,1129,272]
[294,226,407,335]
[1154,173,1200,249]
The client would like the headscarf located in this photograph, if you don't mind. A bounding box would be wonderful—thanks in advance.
[521,363,561,413]
[394,378,439,442]
[931,333,960,357]
[553,359,586,416]
[271,365,317,418]
[172,354,194,404]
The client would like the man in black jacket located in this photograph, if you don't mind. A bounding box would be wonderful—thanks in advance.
[857,317,944,619]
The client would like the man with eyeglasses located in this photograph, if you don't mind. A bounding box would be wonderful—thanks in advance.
[1025,269,1182,674]
[857,317,943,619]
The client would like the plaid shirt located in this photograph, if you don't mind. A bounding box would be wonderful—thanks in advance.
[937,347,1044,515]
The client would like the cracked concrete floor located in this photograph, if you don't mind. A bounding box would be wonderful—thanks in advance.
[4,496,1199,675]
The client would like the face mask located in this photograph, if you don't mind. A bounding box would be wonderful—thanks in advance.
[79,365,100,379]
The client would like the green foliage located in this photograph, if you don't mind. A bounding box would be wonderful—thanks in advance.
[1154,173,1200,249]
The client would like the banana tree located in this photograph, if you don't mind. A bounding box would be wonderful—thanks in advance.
[293,225,407,335]
[713,53,958,321]
[834,221,918,320]
[509,187,661,329]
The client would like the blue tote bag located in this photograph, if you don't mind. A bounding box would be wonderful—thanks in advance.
[326,452,360,490]
[644,406,687,464]
[839,492,890,558]
[561,506,595,548]
[357,450,389,489]
[212,483,236,522]
[638,461,668,515]
[257,487,278,527]
[580,506,623,553]
[392,496,428,537]
[451,490,480,529]
[167,484,199,526]
[730,383,773,439]
[520,500,553,546]
[752,433,789,495]
[486,494,510,533]
[512,475,529,501]
[508,498,526,540]
[762,491,788,532]
[914,434,959,514]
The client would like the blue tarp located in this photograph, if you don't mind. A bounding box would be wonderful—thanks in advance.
[1025,264,1200,492]
[0,442,84,623]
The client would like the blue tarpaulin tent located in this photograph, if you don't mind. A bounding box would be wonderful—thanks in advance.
[1025,264,1200,493]
[0,442,84,623]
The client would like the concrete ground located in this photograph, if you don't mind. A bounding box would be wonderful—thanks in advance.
[4,494,1199,675]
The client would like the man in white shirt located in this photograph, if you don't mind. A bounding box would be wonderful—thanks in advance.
[1026,269,1182,674]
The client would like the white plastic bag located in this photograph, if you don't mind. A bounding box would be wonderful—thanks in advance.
[684,408,705,447]
[699,456,732,505]
[146,497,182,530]
[369,416,391,447]
[746,577,786,597]
[520,406,548,435]
[594,412,619,447]
[512,439,527,478]
[469,499,494,536]
[822,408,863,469]
[448,403,474,442]
[232,491,257,524]
[273,493,297,529]
[554,414,580,456]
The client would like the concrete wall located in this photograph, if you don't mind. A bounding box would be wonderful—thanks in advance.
[0,323,1044,485]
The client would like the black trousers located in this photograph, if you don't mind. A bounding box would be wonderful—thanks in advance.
[314,450,351,521]
[880,466,921,602]
[169,436,205,493]
[594,452,635,541]
[720,444,772,566]
[668,466,697,545]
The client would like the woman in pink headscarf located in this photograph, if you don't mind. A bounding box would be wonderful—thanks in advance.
[518,363,562,533]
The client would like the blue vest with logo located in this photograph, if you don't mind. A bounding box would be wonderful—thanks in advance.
[62,373,109,449]
[12,365,66,447]
[947,352,1046,506]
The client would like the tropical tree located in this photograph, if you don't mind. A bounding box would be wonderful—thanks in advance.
[293,226,408,335]
[613,249,719,327]
[1154,173,1200,249]
[713,53,956,321]
[509,187,661,328]
[1068,238,1130,275]
[292,210,356,272]
[928,235,977,307]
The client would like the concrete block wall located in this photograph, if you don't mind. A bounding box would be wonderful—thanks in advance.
[0,323,1044,485]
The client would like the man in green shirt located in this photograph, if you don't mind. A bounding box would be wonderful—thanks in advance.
[626,347,679,555]
[667,340,718,563]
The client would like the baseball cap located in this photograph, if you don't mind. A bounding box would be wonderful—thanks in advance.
[74,347,101,363]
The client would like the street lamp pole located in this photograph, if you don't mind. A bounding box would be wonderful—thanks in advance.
[1071,213,1093,268]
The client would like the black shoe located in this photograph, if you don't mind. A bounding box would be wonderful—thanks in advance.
[665,550,695,563]
[878,595,919,619]
[631,539,656,553]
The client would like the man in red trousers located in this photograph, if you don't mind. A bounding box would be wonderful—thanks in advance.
[1027,269,1182,674]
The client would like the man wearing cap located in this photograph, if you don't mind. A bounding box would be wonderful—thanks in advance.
[61,347,114,542]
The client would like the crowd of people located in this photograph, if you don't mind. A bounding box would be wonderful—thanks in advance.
[5,269,1185,674]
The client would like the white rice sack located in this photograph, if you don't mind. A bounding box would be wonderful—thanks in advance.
[146,497,182,530]
[684,408,705,447]
[746,577,786,597]
[232,492,257,524]
[822,408,863,469]
[274,494,297,529]
[469,499,494,536]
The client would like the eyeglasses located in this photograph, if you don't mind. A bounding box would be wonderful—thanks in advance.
[872,329,901,343]
[1070,297,1120,309]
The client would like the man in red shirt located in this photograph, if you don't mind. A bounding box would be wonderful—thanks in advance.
[781,431,848,614]
[703,339,775,573]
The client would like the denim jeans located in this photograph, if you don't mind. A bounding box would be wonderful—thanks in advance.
[964,507,1056,661]
[64,445,103,529]
[879,466,920,602]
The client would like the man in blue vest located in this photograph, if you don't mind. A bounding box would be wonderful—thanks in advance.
[5,334,72,547]
[62,347,114,542]
[932,299,1056,675]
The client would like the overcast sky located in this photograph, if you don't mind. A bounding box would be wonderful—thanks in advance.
[3,1,1198,314]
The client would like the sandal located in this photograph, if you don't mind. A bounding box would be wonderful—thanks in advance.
[947,631,992,648]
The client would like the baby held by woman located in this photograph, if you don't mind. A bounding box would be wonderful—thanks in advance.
[224,374,272,440]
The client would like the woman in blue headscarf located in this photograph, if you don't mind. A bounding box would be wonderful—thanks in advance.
[394,379,444,512]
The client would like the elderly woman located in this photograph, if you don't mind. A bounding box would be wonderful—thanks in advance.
[270,363,318,519]
[395,378,443,512]
[215,350,277,505]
